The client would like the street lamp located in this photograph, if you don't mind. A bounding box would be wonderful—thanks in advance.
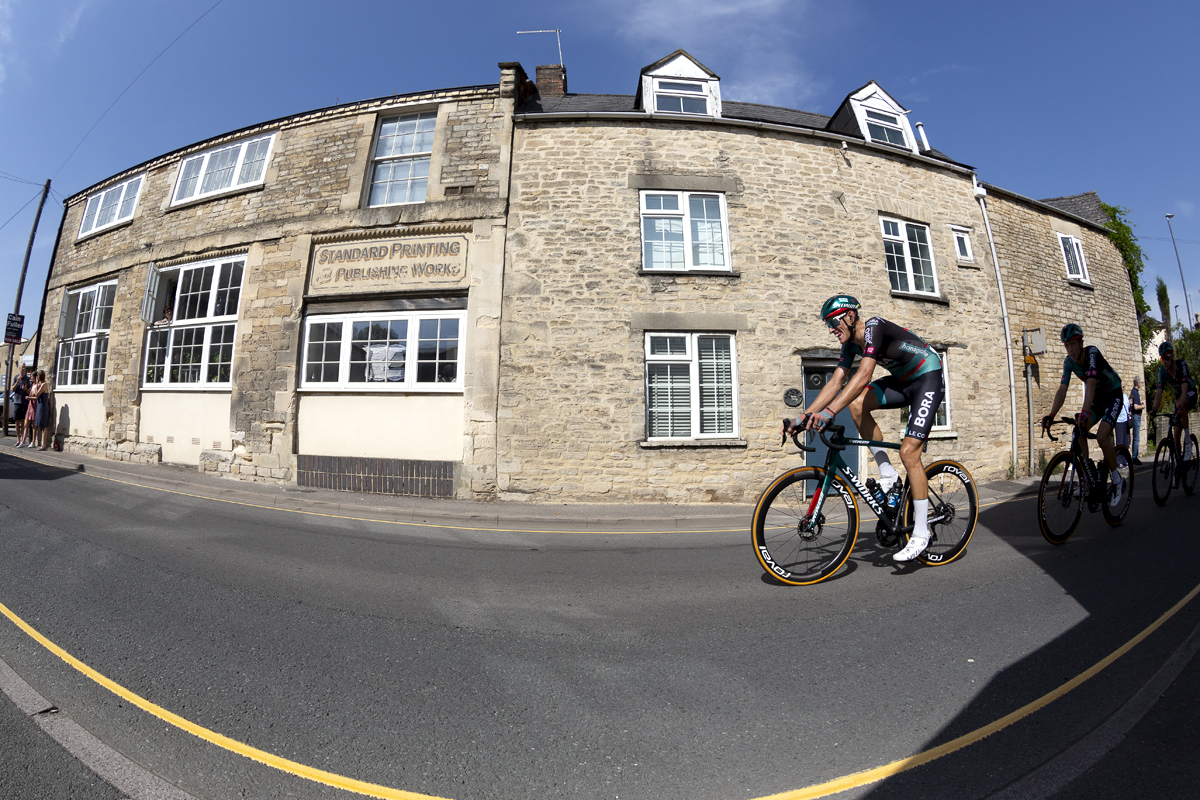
[1166,214,1193,331]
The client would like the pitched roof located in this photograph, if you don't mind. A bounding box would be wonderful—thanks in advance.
[1039,191,1109,227]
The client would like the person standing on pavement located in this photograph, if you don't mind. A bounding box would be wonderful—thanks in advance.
[33,371,53,450]
[1129,377,1145,464]
[1115,388,1130,450]
[11,365,32,446]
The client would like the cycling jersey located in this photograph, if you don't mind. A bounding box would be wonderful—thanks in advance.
[1158,358,1195,395]
[1061,346,1121,396]
[837,317,942,383]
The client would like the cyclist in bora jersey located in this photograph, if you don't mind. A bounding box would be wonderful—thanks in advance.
[787,295,945,561]
[1040,323,1125,506]
[1151,340,1197,459]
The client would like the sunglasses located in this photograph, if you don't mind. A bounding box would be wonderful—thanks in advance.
[825,312,850,330]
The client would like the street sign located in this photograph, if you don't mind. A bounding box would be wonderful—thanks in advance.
[4,313,23,344]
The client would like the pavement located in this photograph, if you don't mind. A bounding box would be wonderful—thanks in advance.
[0,432,1043,530]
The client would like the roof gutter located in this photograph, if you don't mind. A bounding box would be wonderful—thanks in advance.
[979,182,1111,234]
[512,112,976,174]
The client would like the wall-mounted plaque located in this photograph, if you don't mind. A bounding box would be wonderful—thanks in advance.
[309,233,469,296]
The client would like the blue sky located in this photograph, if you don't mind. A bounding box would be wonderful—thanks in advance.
[2,0,1197,339]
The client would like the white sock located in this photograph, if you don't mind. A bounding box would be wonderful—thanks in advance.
[1111,471,1122,489]
[872,448,897,478]
[913,498,929,537]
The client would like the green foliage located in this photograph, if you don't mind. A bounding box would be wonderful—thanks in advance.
[1101,202,1152,348]
[1156,276,1172,340]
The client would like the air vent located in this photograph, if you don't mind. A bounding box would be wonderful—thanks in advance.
[191,437,201,446]
[213,441,221,450]
[166,436,174,443]
[146,435,154,443]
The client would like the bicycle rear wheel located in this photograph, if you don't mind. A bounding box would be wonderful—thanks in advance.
[897,460,978,565]
[752,466,859,585]
[1183,434,1199,496]
[1038,451,1084,545]
[1152,438,1175,506]
[1102,445,1134,526]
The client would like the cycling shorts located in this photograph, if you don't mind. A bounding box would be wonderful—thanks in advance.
[869,370,945,443]
[1089,390,1124,429]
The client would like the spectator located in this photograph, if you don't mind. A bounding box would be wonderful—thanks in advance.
[1129,378,1145,464]
[1116,388,1130,451]
[11,366,31,446]
[33,370,53,450]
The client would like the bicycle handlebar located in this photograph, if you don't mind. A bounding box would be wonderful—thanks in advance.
[1042,415,1099,443]
[820,424,847,451]
[781,419,815,452]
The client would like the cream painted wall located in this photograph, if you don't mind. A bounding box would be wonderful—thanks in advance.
[53,390,106,438]
[297,394,464,461]
[141,392,232,464]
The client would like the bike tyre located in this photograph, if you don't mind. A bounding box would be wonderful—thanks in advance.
[752,466,859,585]
[1183,435,1199,496]
[896,460,979,565]
[1102,445,1135,527]
[1038,451,1085,545]
[1152,438,1175,507]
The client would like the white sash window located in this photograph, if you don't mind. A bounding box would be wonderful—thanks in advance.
[645,332,738,439]
[56,280,117,388]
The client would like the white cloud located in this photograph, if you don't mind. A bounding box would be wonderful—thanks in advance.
[57,0,99,47]
[590,0,823,108]
[1176,200,1195,217]
[0,0,13,93]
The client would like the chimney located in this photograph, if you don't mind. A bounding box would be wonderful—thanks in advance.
[535,64,567,97]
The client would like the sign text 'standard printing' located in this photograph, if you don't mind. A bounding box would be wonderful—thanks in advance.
[309,235,469,295]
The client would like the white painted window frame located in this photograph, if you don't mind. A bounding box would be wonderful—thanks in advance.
[880,217,940,296]
[299,310,466,393]
[367,111,437,208]
[55,280,118,389]
[1057,233,1091,283]
[141,256,245,389]
[640,190,732,272]
[170,133,276,206]
[651,78,716,116]
[950,226,975,263]
[77,174,144,238]
[644,331,739,440]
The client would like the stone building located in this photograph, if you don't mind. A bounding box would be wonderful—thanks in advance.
[36,51,1141,502]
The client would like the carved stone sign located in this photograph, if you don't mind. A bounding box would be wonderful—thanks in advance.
[309,234,469,296]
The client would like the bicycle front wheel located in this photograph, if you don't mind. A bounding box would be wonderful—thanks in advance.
[1183,434,1199,496]
[1038,451,1084,545]
[1102,445,1135,527]
[1152,438,1176,506]
[752,467,859,585]
[897,460,979,565]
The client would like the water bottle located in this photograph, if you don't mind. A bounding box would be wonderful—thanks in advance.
[886,484,901,511]
[865,478,887,507]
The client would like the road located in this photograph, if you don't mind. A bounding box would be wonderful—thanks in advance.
[1,450,1198,800]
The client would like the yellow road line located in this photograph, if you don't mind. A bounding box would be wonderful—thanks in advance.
[4,451,1027,535]
[751,579,1200,800]
[0,598,448,800]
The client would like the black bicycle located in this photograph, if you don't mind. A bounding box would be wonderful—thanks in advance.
[1149,411,1198,506]
[1037,417,1134,545]
[752,421,978,585]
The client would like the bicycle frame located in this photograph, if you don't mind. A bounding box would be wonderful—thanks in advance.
[802,428,918,538]
[1044,419,1100,498]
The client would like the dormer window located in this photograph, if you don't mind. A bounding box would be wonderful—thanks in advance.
[865,110,906,147]
[654,79,709,114]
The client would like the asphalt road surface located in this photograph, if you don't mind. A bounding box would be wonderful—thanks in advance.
[1,451,1198,800]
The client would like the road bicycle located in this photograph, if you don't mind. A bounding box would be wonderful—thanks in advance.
[1037,417,1134,545]
[1149,411,1198,506]
[752,421,978,585]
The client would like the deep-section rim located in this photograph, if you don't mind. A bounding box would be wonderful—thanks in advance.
[913,459,979,566]
[752,466,859,585]
[1152,438,1175,507]
[1102,445,1135,526]
[1183,434,1199,496]
[1038,450,1084,545]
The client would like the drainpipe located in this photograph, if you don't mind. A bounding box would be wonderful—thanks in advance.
[974,177,1020,475]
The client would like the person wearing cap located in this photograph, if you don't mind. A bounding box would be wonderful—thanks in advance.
[787,295,945,562]
[1151,340,1197,461]
[1041,323,1125,506]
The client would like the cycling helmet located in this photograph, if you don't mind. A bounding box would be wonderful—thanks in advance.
[1159,341,1175,357]
[1060,323,1083,343]
[821,295,861,328]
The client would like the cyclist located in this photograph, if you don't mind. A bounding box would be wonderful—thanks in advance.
[1040,323,1125,506]
[1150,340,1197,460]
[787,295,945,561]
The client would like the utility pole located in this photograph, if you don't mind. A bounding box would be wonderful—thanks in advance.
[4,179,51,438]
[1166,214,1193,331]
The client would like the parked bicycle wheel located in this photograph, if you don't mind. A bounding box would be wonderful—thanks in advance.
[896,460,978,565]
[1152,438,1176,507]
[752,466,859,585]
[1102,445,1135,526]
[1038,451,1085,545]
[1183,434,1199,496]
